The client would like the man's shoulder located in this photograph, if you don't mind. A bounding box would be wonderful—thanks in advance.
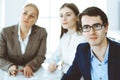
[109,39,120,54]
[78,42,90,48]
[109,38,120,47]
[76,42,90,52]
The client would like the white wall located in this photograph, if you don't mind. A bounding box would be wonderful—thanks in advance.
[4,0,27,27]
[0,0,2,28]
[1,0,120,53]
[107,0,120,31]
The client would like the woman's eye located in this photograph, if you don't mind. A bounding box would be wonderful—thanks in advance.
[67,14,71,16]
[60,15,63,17]
[30,15,35,18]
[23,12,27,15]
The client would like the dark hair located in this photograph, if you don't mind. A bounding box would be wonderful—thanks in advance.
[60,3,81,38]
[79,6,108,27]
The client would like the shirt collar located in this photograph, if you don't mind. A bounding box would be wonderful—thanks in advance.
[90,43,109,63]
[18,25,32,38]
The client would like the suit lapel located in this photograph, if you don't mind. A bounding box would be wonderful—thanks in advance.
[79,44,91,80]
[13,25,22,57]
[84,48,91,80]
[108,39,115,80]
[12,25,37,57]
[23,25,37,57]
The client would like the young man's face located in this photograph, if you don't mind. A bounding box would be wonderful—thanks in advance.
[81,15,108,46]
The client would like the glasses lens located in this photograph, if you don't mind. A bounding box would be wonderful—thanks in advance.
[82,23,103,32]
[92,23,102,31]
[82,25,91,32]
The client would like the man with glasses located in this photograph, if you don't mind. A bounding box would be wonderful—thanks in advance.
[61,6,120,80]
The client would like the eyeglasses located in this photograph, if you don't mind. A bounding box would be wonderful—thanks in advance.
[82,23,104,32]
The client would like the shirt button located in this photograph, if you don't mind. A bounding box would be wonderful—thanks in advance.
[99,64,101,66]
[99,77,102,80]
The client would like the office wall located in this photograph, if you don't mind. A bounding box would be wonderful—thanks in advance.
[4,0,26,27]
[2,0,120,51]
[3,0,120,30]
[0,0,2,27]
[107,0,120,31]
[119,2,120,28]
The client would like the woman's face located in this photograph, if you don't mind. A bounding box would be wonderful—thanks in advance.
[60,7,78,30]
[19,6,38,28]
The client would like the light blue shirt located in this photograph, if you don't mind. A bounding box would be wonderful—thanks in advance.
[18,26,31,55]
[90,44,109,80]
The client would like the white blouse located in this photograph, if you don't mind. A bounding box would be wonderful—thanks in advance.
[18,26,31,55]
[53,32,87,73]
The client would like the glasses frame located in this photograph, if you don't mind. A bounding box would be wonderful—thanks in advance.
[82,23,105,32]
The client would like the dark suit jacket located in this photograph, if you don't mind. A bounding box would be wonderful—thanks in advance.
[61,38,120,80]
[0,24,47,72]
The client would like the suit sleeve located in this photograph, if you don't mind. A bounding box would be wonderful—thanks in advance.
[0,29,14,72]
[61,46,82,80]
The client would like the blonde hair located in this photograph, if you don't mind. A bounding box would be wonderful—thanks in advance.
[23,3,39,18]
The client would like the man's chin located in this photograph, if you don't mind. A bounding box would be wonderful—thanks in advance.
[89,42,99,46]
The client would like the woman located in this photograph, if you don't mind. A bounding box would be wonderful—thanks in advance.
[44,3,86,80]
[0,3,47,78]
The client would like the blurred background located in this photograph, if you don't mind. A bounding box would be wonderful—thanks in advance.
[0,0,120,55]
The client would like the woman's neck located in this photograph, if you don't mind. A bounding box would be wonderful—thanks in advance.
[20,26,30,40]
[67,26,77,35]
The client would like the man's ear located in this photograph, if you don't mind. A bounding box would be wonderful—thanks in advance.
[105,24,108,34]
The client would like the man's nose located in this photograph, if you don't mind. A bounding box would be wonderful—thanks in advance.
[89,27,96,34]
